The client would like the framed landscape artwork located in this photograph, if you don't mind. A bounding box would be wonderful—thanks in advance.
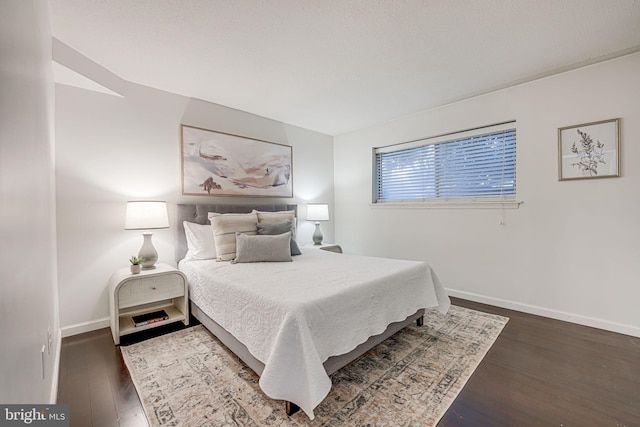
[558,118,620,181]
[181,125,293,197]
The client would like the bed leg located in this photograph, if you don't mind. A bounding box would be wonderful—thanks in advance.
[285,401,300,416]
[416,315,424,327]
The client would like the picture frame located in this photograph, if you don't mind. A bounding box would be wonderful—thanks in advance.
[181,125,293,197]
[558,118,620,181]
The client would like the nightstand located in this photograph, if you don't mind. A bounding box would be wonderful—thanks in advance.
[302,243,343,254]
[108,263,189,345]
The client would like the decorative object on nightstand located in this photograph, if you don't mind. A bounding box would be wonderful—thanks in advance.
[306,203,329,245]
[125,201,169,269]
[108,263,189,345]
[129,255,141,274]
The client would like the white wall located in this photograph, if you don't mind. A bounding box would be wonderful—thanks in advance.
[334,53,640,337]
[0,1,60,403]
[55,48,334,334]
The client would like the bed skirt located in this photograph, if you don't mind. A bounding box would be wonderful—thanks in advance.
[190,301,425,377]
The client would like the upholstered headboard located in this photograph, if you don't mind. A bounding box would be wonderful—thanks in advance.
[175,203,297,262]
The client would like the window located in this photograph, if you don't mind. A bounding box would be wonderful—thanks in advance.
[373,122,516,205]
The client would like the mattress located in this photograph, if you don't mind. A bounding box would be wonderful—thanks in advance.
[179,248,450,419]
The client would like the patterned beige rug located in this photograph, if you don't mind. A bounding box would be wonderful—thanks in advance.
[121,305,507,426]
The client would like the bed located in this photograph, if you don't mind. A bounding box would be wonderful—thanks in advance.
[175,203,450,419]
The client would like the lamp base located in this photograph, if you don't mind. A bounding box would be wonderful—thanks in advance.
[312,222,324,245]
[138,232,159,269]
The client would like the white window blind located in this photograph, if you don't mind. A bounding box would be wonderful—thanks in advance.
[374,123,516,204]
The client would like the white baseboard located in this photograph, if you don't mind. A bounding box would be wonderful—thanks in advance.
[447,288,640,338]
[49,329,62,404]
[60,293,640,339]
[61,317,110,338]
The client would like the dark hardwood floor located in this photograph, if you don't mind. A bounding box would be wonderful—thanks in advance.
[56,298,640,426]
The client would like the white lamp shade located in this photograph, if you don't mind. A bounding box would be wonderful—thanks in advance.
[125,201,169,230]
[307,204,329,221]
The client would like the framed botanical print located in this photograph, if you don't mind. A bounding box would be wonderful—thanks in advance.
[558,118,620,181]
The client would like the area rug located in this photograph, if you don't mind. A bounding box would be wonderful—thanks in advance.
[121,305,508,426]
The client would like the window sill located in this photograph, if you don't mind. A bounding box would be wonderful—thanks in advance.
[370,199,522,209]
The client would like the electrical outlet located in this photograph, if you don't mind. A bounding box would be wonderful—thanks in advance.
[41,345,46,379]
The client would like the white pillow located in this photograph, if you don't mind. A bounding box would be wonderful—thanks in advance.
[252,209,297,238]
[183,221,216,261]
[210,212,258,261]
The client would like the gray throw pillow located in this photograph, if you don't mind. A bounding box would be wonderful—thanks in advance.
[257,220,301,256]
[232,232,293,263]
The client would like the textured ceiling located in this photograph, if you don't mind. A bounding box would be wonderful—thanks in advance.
[49,0,640,135]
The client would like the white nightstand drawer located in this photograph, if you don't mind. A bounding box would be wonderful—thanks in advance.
[118,275,184,308]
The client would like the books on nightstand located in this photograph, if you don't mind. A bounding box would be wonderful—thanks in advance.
[131,310,169,327]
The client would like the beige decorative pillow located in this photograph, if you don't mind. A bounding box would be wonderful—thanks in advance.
[210,212,258,261]
[253,210,297,238]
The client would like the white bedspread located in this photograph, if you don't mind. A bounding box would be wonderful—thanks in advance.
[180,248,450,419]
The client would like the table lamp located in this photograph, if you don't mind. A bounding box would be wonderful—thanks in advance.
[125,201,169,269]
[306,204,329,245]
